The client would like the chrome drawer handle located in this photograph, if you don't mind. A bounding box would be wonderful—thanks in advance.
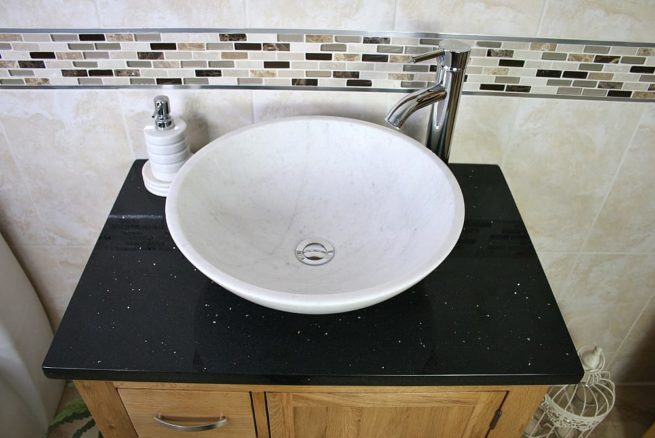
[153,414,228,432]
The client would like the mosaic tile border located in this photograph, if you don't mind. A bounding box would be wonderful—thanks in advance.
[0,29,654,101]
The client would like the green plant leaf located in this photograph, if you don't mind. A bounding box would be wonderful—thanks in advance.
[48,397,91,431]
[72,418,96,438]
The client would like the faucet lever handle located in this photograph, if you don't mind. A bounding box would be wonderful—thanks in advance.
[411,49,445,64]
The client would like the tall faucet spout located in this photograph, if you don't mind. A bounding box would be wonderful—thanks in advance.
[385,85,447,129]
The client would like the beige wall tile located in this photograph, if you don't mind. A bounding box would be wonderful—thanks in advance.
[54,245,94,291]
[500,99,644,252]
[119,89,254,157]
[395,0,545,36]
[251,89,430,141]
[0,129,51,247]
[536,251,577,301]
[558,254,655,363]
[0,90,133,245]
[247,0,396,30]
[12,244,71,328]
[539,0,655,41]
[585,104,655,254]
[97,0,246,28]
[449,95,521,164]
[610,294,655,382]
[0,0,100,27]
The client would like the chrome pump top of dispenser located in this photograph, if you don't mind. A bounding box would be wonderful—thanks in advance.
[152,95,175,130]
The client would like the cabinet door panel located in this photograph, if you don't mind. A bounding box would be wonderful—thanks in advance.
[267,391,505,438]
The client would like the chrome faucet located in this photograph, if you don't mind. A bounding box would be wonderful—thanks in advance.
[385,40,470,162]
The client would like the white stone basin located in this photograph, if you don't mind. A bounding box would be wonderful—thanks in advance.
[165,116,464,314]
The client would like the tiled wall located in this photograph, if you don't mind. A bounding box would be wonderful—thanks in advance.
[1,30,654,101]
[0,0,654,385]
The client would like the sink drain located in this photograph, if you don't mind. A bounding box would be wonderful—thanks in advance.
[295,239,335,266]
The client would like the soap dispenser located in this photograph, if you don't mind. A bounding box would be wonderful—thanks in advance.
[141,95,191,197]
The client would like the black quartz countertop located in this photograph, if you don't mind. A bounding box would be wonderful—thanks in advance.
[43,160,583,386]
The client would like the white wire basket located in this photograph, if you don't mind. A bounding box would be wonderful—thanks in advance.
[524,346,615,438]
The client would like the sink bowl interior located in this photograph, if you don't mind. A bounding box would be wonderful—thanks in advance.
[165,116,464,314]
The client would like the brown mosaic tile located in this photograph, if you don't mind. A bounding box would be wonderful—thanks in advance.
[250,69,276,78]
[487,49,513,57]
[62,69,88,77]
[18,60,45,68]
[335,53,360,62]
[138,52,164,60]
[598,81,622,89]
[633,91,655,98]
[389,55,411,63]
[333,71,359,78]
[306,35,332,43]
[25,78,49,85]
[649,84,655,91]
[637,48,655,56]
[263,43,290,51]
[363,37,390,44]
[388,73,413,80]
[107,33,133,42]
[220,33,246,41]
[483,67,510,75]
[567,53,594,62]
[0,34,22,41]
[0,61,18,68]
[222,52,248,60]
[530,43,556,51]
[594,55,620,64]
[115,69,140,76]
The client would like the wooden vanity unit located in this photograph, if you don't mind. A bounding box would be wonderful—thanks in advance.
[44,161,582,437]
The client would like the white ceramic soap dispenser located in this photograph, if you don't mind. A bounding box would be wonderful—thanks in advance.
[142,95,191,197]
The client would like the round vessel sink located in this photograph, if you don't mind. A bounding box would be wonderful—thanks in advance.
[165,116,464,314]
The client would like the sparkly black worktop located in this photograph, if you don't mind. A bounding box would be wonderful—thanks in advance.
[43,160,583,386]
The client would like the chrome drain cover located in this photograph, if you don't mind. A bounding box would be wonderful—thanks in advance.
[295,239,335,266]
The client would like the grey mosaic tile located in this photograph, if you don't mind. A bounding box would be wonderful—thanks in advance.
[584,45,610,54]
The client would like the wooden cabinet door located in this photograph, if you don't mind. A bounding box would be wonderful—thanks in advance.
[118,388,257,438]
[267,391,505,438]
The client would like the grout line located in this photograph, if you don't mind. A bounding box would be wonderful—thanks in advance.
[392,0,400,31]
[116,90,137,160]
[0,113,54,247]
[608,287,655,371]
[535,0,549,37]
[579,103,650,253]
